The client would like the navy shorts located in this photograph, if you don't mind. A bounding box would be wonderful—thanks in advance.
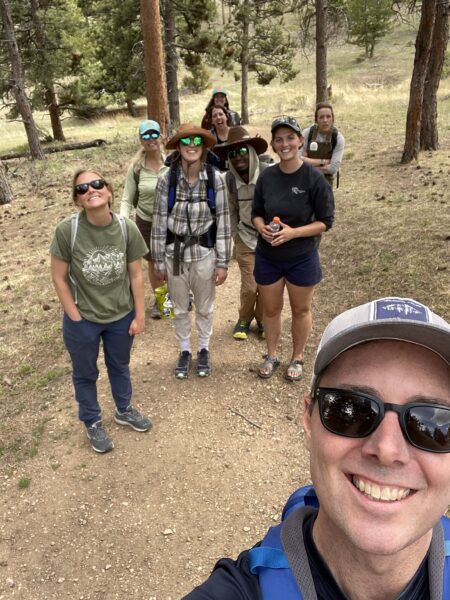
[254,248,322,287]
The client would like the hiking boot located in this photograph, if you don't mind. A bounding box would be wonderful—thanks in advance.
[256,320,265,339]
[86,421,114,453]
[150,300,161,319]
[197,348,211,377]
[114,405,152,432]
[175,351,191,379]
[233,320,250,340]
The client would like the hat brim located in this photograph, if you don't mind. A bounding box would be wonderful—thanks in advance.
[166,128,216,150]
[271,123,302,136]
[214,137,268,160]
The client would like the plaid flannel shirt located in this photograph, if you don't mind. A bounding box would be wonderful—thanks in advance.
[151,165,231,272]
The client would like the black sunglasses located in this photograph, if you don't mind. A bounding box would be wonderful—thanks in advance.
[141,131,160,140]
[314,387,450,454]
[228,146,249,159]
[74,179,107,196]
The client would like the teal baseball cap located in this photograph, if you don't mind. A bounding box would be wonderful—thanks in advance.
[139,120,161,136]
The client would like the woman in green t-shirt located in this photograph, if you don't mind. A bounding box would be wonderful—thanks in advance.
[50,168,152,453]
[120,120,166,319]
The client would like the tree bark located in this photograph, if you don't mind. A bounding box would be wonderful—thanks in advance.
[401,0,437,163]
[240,0,250,124]
[140,0,169,134]
[315,0,328,104]
[45,87,66,141]
[0,139,107,161]
[0,0,45,160]
[30,0,65,141]
[420,0,449,150]
[0,160,13,204]
[162,0,180,131]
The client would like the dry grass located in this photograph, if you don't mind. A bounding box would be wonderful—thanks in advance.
[1,23,449,469]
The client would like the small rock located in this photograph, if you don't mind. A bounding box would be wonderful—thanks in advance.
[162,528,174,536]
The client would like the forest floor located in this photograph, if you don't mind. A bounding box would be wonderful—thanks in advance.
[0,117,449,599]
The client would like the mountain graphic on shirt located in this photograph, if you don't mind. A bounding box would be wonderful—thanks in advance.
[82,246,125,286]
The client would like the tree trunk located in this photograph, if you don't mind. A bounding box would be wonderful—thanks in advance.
[45,87,65,141]
[401,0,437,163]
[420,0,449,151]
[126,97,137,117]
[240,0,250,124]
[0,0,45,160]
[162,0,180,131]
[0,160,13,205]
[30,0,65,142]
[140,0,169,134]
[315,0,328,104]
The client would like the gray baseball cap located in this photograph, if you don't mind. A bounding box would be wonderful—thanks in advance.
[312,297,450,388]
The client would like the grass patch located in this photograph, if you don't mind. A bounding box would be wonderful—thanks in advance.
[18,477,31,490]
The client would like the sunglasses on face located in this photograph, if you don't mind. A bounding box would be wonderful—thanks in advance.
[180,136,204,147]
[228,146,249,159]
[74,179,107,196]
[141,131,160,140]
[314,387,450,454]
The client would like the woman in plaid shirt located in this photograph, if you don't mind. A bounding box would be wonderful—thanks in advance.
[151,124,231,379]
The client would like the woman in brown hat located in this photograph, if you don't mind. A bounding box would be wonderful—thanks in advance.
[214,126,270,342]
[151,124,231,379]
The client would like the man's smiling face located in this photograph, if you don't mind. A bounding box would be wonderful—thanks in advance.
[304,339,450,558]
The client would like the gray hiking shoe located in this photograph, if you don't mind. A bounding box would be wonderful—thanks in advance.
[114,406,152,432]
[150,301,161,319]
[86,421,114,453]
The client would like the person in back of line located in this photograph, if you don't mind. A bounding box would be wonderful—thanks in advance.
[50,168,152,453]
[300,102,345,188]
[214,126,270,341]
[201,85,241,130]
[252,116,334,382]
[151,124,231,380]
[183,296,450,599]
[120,119,166,319]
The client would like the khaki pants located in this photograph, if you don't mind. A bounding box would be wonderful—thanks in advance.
[234,235,262,323]
[166,252,216,351]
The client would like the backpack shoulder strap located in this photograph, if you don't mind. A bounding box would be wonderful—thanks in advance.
[308,124,318,144]
[117,214,128,245]
[168,163,178,213]
[205,163,216,213]
[442,516,450,597]
[331,126,338,150]
[70,213,80,252]
[247,485,317,600]
[225,170,237,199]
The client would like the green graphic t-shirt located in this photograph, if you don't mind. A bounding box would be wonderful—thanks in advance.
[50,211,148,323]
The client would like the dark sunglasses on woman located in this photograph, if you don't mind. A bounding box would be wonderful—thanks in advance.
[314,387,450,453]
[74,179,107,196]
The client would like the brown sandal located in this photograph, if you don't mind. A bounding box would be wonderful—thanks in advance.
[285,359,304,382]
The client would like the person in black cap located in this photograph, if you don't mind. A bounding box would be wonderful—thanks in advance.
[182,296,450,599]
[201,85,241,130]
[214,126,270,340]
[251,116,334,382]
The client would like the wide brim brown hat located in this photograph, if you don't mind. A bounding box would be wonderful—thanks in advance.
[166,123,216,150]
[213,126,268,159]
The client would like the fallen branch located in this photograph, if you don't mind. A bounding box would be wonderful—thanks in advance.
[228,407,262,429]
[0,139,108,161]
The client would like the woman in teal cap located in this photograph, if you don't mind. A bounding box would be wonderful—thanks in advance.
[120,120,166,318]
[201,85,241,130]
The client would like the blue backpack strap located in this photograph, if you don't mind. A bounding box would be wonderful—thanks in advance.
[205,163,216,213]
[248,485,317,600]
[168,163,178,213]
[442,516,450,597]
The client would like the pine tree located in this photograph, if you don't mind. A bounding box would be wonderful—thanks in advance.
[345,0,393,58]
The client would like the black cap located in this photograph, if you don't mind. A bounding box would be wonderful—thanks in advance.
[271,115,302,135]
